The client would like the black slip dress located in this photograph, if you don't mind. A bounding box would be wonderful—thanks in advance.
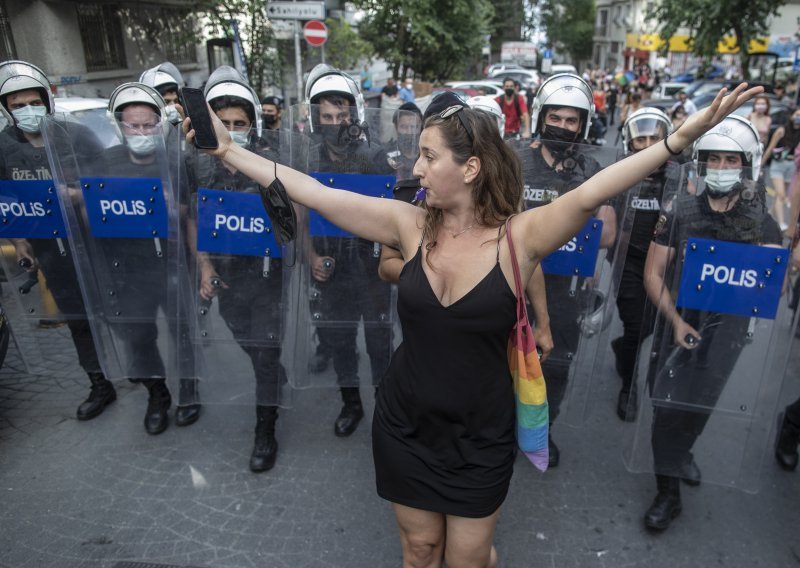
[372,231,518,518]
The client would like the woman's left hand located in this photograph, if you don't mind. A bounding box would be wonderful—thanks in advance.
[672,83,764,148]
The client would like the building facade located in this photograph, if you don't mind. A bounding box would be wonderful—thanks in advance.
[0,0,208,98]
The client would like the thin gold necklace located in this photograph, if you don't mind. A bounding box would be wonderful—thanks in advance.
[448,223,475,238]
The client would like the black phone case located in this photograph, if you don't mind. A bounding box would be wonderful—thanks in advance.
[181,87,218,149]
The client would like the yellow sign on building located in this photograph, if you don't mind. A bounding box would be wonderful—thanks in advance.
[625,33,769,54]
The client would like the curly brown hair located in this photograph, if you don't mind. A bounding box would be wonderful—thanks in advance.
[420,108,523,265]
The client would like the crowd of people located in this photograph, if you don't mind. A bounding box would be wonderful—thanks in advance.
[1,54,799,566]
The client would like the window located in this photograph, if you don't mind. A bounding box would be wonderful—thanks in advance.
[596,9,608,37]
[76,3,127,71]
[0,1,16,60]
[611,41,620,54]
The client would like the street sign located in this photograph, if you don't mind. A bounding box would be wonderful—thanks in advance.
[266,1,324,20]
[303,20,327,46]
[271,19,297,40]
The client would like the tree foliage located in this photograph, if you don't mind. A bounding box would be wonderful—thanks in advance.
[352,0,495,81]
[646,0,785,79]
[197,0,283,94]
[538,0,596,65]
[325,17,374,71]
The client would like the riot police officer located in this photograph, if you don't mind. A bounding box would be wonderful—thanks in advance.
[612,107,675,421]
[303,64,393,437]
[0,60,114,421]
[186,65,288,471]
[94,83,199,433]
[519,73,618,466]
[139,62,184,125]
[642,115,781,530]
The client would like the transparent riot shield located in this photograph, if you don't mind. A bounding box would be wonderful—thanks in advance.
[583,161,683,423]
[512,139,624,425]
[0,117,105,376]
[284,104,412,389]
[180,128,294,407]
[623,162,794,492]
[42,111,197,393]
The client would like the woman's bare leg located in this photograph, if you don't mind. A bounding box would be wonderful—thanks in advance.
[392,503,446,568]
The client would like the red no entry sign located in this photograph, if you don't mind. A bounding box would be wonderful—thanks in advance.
[303,20,327,46]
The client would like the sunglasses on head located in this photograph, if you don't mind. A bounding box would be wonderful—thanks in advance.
[439,105,474,145]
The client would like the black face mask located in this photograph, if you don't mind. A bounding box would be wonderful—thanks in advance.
[540,124,580,161]
[504,88,515,97]
[262,114,277,126]
[397,134,416,155]
[258,162,297,245]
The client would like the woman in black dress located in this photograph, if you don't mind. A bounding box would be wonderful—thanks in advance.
[186,83,760,567]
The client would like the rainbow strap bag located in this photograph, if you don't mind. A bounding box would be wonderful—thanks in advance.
[506,217,549,471]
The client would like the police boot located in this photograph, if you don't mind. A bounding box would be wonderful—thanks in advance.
[644,475,682,531]
[250,405,279,472]
[334,387,364,437]
[175,378,202,427]
[142,379,171,435]
[548,433,560,468]
[775,412,800,471]
[76,372,116,421]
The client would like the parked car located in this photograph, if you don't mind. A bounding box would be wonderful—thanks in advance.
[643,80,772,113]
[445,80,504,97]
[672,64,724,83]
[430,87,479,102]
[486,63,522,77]
[650,82,686,100]
[549,64,578,76]
[1,96,115,145]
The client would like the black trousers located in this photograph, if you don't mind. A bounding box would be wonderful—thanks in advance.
[786,395,800,425]
[648,312,748,475]
[218,263,286,405]
[614,248,653,391]
[312,237,393,387]
[32,238,101,375]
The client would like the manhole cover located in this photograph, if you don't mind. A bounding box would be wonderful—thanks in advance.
[112,563,206,568]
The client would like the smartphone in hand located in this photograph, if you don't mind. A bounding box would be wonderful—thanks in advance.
[180,87,218,150]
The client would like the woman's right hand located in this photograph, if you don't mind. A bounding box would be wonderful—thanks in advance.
[671,83,763,149]
[182,104,233,159]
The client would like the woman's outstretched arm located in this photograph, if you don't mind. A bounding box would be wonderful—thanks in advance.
[184,112,417,250]
[517,83,763,261]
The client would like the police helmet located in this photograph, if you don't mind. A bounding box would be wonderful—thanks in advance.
[0,60,54,123]
[531,73,594,140]
[692,114,763,181]
[107,82,166,141]
[204,65,262,138]
[304,63,364,132]
[622,107,672,155]
[139,62,184,97]
[466,95,504,136]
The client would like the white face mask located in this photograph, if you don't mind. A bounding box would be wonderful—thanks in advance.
[754,104,767,114]
[125,134,159,155]
[165,105,180,124]
[11,105,47,133]
[705,168,742,194]
[230,130,249,147]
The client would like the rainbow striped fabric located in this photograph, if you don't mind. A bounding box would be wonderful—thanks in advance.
[505,216,549,472]
[508,315,549,471]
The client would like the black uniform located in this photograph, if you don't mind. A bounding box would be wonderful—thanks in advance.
[520,143,602,422]
[307,139,394,389]
[87,140,195,382]
[648,189,782,475]
[0,123,103,376]
[186,147,286,403]
[613,165,679,393]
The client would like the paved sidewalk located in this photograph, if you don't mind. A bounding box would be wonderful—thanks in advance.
[0,319,798,568]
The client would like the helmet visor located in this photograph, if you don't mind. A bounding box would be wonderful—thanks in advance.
[627,117,668,141]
